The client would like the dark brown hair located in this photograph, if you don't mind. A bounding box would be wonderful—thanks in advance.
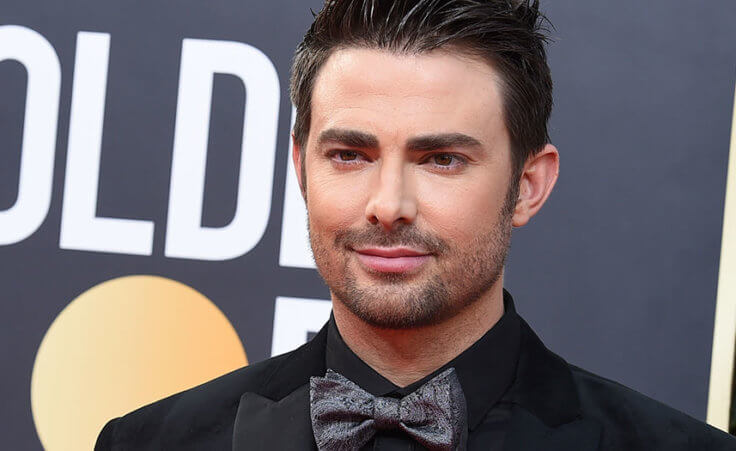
[290,0,553,178]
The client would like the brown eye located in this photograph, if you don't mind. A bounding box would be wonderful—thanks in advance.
[339,151,358,161]
[433,154,454,166]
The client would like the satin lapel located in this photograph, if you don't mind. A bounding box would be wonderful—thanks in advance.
[232,323,328,450]
[503,405,601,451]
[232,385,316,451]
[501,316,601,450]
[262,321,329,400]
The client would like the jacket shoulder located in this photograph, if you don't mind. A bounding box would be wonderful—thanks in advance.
[94,351,294,450]
[570,365,736,450]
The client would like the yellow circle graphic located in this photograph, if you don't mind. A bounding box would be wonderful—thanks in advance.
[30,275,248,451]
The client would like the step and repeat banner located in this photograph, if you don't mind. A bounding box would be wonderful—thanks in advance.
[1,0,735,449]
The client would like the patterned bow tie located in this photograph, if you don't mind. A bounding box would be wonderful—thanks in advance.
[309,367,467,450]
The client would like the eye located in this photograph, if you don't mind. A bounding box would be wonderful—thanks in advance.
[328,149,367,167]
[425,153,466,171]
[336,150,359,161]
[433,154,455,166]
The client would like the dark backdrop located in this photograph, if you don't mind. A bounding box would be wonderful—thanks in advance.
[0,0,734,448]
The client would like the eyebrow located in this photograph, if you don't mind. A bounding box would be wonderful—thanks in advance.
[406,133,483,152]
[316,128,483,152]
[317,128,379,149]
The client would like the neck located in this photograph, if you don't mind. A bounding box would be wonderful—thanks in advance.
[331,280,505,387]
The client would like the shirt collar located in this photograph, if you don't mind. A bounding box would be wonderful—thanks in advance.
[325,289,521,430]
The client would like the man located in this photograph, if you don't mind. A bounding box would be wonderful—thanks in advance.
[95,0,736,449]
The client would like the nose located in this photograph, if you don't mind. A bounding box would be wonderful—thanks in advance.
[364,158,417,230]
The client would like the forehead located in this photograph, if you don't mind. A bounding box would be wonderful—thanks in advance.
[308,47,508,146]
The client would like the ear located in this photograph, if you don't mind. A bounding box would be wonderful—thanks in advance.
[512,143,559,227]
[291,133,306,199]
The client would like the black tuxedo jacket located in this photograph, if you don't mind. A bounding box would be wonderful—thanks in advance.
[95,316,735,450]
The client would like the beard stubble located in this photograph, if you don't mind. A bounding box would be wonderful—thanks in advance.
[308,182,517,329]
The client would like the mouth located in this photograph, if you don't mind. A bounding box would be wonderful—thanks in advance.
[352,247,432,273]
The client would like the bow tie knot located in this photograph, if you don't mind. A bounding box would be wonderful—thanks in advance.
[373,396,401,431]
[310,367,467,450]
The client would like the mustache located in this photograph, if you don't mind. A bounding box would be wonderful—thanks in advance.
[335,224,449,255]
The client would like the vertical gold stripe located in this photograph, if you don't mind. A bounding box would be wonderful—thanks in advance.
[707,85,736,431]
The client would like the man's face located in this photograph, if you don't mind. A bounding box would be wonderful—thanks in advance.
[297,48,516,329]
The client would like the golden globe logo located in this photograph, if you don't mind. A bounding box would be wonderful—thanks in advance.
[0,25,314,267]
[30,275,248,450]
[0,23,333,450]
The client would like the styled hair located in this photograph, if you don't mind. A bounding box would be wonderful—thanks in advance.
[290,0,553,178]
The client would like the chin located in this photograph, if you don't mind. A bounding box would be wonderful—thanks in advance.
[334,281,456,329]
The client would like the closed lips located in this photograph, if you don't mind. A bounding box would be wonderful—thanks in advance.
[353,248,432,273]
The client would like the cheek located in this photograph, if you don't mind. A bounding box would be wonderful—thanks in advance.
[417,174,506,242]
[306,168,368,233]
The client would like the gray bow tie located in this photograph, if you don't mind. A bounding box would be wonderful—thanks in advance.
[309,367,467,450]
